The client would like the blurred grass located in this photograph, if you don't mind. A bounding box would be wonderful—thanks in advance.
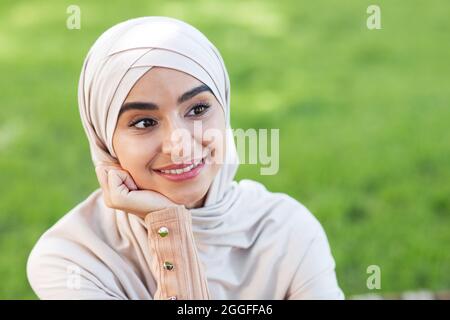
[0,0,449,298]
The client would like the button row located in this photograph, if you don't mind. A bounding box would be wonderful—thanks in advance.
[157,225,176,300]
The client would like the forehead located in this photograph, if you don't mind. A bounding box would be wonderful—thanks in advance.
[125,66,203,102]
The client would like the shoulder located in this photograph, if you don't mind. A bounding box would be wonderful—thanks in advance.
[29,188,106,248]
[236,180,342,298]
[26,189,122,299]
[237,178,323,233]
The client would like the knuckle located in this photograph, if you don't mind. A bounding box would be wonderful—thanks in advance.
[103,197,112,207]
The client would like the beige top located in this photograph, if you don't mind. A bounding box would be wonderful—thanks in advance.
[27,183,344,300]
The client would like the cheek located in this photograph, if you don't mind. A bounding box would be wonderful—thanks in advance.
[114,134,159,173]
[201,114,226,164]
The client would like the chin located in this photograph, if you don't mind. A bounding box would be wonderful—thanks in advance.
[166,188,207,208]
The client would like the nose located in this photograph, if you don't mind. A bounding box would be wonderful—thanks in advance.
[161,117,193,163]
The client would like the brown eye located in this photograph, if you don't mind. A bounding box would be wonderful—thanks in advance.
[187,103,211,117]
[131,118,158,129]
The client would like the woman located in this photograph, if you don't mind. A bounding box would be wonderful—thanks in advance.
[27,16,344,300]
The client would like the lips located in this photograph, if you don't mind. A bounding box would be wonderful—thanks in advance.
[154,158,204,175]
[153,157,206,182]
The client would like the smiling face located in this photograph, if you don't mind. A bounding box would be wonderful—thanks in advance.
[112,67,226,209]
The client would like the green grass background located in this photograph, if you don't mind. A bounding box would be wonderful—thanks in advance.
[0,0,449,299]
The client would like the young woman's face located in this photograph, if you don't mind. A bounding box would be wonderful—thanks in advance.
[112,67,226,209]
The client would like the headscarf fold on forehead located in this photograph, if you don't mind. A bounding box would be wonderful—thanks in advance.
[78,16,237,206]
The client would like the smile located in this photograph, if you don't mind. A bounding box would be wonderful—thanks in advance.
[153,157,206,181]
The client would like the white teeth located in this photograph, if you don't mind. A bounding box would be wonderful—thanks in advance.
[159,159,203,175]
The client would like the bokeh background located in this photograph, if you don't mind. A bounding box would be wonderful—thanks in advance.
[0,0,449,299]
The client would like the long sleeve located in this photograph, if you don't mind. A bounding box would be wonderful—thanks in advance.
[145,205,211,300]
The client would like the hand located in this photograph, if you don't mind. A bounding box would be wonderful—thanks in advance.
[95,163,179,219]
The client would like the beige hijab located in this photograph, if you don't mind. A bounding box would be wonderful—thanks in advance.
[28,16,344,299]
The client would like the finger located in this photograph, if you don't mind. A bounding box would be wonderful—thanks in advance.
[122,171,138,191]
[95,166,108,189]
[95,164,123,189]
[96,166,115,194]
[108,169,131,200]
[95,166,112,204]
[108,168,138,191]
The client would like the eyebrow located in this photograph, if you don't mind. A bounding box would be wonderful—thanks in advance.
[118,84,212,118]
